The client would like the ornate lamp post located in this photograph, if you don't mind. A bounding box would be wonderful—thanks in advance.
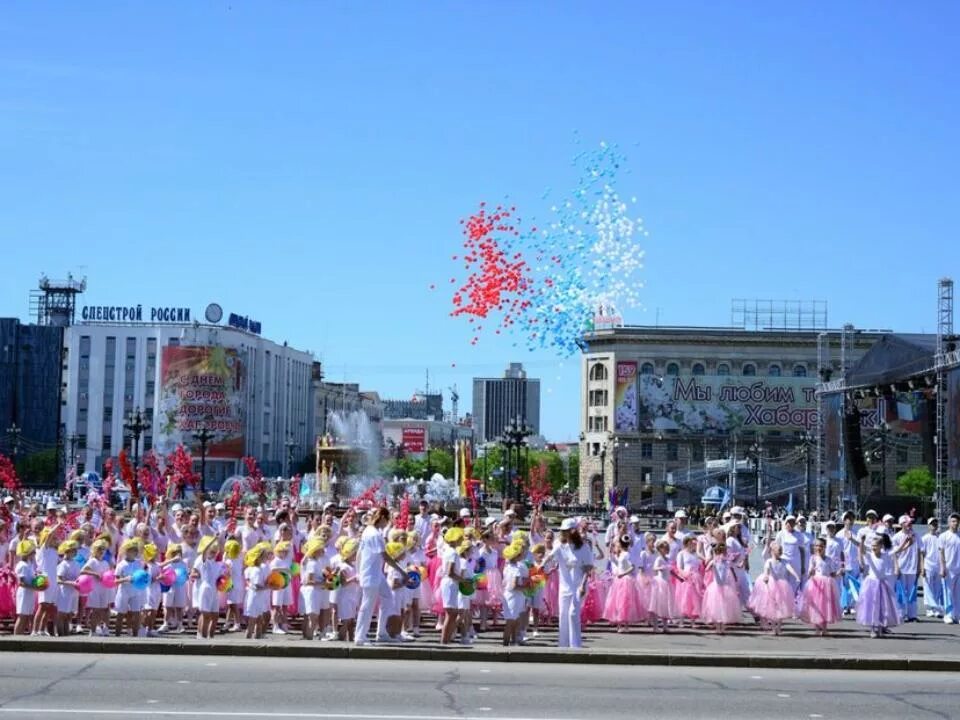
[123,409,150,469]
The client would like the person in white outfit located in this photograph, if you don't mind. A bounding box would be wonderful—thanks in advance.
[892,515,919,622]
[939,513,960,624]
[547,518,595,648]
[354,508,407,646]
[920,517,943,618]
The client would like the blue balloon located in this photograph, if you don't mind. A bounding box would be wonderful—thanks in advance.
[173,566,189,587]
[476,557,486,573]
[75,550,89,566]
[159,583,172,593]
[131,569,151,590]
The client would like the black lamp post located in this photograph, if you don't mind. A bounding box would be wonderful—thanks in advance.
[501,417,533,502]
[284,434,297,478]
[124,409,150,469]
[747,435,763,507]
[194,419,215,496]
[798,432,814,512]
[6,423,21,462]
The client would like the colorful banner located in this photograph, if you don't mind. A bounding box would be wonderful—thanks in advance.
[823,393,843,482]
[156,346,245,458]
[401,427,426,453]
[635,374,818,433]
[614,361,639,432]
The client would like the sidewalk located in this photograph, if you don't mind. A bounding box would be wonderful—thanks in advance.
[2,616,958,672]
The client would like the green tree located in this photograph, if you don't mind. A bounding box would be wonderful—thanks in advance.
[896,466,935,498]
[15,448,59,486]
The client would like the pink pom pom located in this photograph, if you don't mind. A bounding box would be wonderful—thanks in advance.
[100,570,117,589]
[76,574,95,595]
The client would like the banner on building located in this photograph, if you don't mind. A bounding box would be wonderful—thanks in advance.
[402,426,426,453]
[156,346,245,458]
[823,393,843,482]
[947,367,960,477]
[614,361,639,432]
[635,375,819,434]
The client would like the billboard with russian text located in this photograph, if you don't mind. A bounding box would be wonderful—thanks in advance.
[156,346,245,458]
[402,426,426,453]
[614,361,639,432]
[635,375,818,433]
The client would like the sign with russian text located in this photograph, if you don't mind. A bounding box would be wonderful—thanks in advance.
[402,427,426,453]
[636,375,819,433]
[80,305,192,323]
[614,361,639,432]
[156,346,245,458]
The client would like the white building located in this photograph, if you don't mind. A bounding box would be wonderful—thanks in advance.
[63,306,313,490]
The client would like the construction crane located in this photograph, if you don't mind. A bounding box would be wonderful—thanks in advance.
[449,385,459,424]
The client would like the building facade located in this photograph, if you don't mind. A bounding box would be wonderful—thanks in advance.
[472,363,541,443]
[577,326,922,510]
[0,318,64,464]
[63,319,313,488]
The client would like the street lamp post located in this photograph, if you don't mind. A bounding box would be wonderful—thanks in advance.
[501,417,533,503]
[194,420,215,497]
[748,436,763,508]
[123,409,150,470]
[6,423,21,462]
[799,432,814,512]
[284,434,297,478]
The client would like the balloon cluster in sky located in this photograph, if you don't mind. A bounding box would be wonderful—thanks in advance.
[447,140,646,356]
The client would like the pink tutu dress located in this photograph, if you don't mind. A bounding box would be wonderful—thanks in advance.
[0,564,16,619]
[748,558,796,622]
[475,547,502,609]
[856,551,901,630]
[581,571,609,625]
[700,558,742,625]
[603,552,646,624]
[647,556,678,619]
[675,550,704,620]
[542,562,560,619]
[634,548,655,612]
[799,556,841,627]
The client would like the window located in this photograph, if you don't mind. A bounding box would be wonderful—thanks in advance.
[768,364,781,377]
[589,363,608,381]
[103,407,112,421]
[666,442,679,461]
[793,365,808,378]
[640,466,653,485]
[640,362,655,375]
[666,362,680,376]
[896,447,908,464]
[589,389,608,407]
[102,434,112,452]
[717,363,730,376]
[692,363,705,376]
[144,436,153,452]
[587,416,608,432]
[641,442,653,459]
[692,443,704,462]
[742,363,757,376]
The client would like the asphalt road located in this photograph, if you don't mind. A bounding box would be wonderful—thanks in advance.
[0,653,957,720]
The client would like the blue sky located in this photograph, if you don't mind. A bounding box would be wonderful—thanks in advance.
[2,2,958,441]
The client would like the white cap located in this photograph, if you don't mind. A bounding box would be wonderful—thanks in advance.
[171,503,183,512]
[458,508,471,519]
[731,506,744,515]
[899,515,912,525]
[504,509,516,518]
[46,501,59,511]
[322,502,336,511]
[674,509,688,519]
[483,516,498,527]
[882,514,895,523]
[865,509,878,518]
[560,518,578,531]
[629,515,640,523]
[797,515,807,522]
[214,502,226,511]
[785,514,797,522]
[2,496,14,504]
[202,501,213,508]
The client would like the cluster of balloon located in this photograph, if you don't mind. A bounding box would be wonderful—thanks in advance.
[76,574,95,595]
[445,140,646,356]
[32,574,50,591]
[216,574,233,593]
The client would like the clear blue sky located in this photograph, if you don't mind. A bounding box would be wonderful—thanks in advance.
[2,2,958,441]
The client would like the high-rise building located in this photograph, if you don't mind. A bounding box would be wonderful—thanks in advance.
[472,363,541,443]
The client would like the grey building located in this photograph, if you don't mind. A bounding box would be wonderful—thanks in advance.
[472,363,541,443]
[0,318,65,465]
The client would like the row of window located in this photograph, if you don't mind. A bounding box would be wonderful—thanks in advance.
[589,362,809,380]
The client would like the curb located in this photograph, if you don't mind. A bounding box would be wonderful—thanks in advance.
[1,638,957,672]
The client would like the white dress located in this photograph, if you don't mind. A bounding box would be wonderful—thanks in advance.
[194,557,222,613]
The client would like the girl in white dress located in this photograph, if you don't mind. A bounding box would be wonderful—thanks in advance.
[159,544,188,634]
[14,539,36,635]
[269,541,293,634]
[501,542,529,646]
[223,540,245,633]
[192,536,221,639]
[335,539,361,641]
[244,543,270,639]
[80,539,111,637]
[56,540,81,636]
[140,543,162,638]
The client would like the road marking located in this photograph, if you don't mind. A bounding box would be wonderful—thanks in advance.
[750,676,763,680]
[177,681,191,684]
[147,701,159,705]
[810,715,824,718]
[777,694,791,699]
[480,669,491,673]
[205,663,218,667]
[480,688,490,691]
[0,710,593,720]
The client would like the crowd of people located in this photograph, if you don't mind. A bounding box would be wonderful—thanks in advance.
[1,492,958,648]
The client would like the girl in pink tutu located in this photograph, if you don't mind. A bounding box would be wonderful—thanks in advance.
[647,539,681,632]
[799,538,842,636]
[475,530,502,632]
[701,543,742,634]
[748,541,799,635]
[634,532,655,619]
[675,536,704,625]
[857,536,901,638]
[603,534,645,631]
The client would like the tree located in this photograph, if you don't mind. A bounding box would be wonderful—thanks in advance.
[896,466,935,499]
[15,449,59,486]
